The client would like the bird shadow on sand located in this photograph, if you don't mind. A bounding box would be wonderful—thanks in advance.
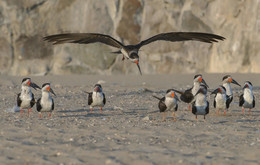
[235,119,260,122]
[212,120,229,124]
[57,112,111,118]
[56,109,86,113]
[231,109,260,113]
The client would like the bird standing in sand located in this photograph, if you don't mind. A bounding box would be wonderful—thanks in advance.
[173,74,209,112]
[44,32,225,75]
[36,83,56,119]
[87,84,106,113]
[17,78,41,117]
[211,86,228,116]
[239,81,255,115]
[192,84,209,120]
[153,89,179,121]
[222,75,241,109]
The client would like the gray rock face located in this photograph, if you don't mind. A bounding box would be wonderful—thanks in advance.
[0,0,259,75]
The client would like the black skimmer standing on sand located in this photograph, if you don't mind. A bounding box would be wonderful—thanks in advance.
[36,83,56,119]
[153,89,179,121]
[222,75,241,109]
[239,81,255,115]
[192,84,209,120]
[173,74,208,112]
[211,86,228,116]
[43,32,225,75]
[17,78,41,117]
[87,84,106,113]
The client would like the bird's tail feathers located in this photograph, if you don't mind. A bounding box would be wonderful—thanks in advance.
[152,95,161,100]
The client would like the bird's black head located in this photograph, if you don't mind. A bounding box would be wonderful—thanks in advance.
[42,83,50,88]
[129,52,139,60]
[194,74,202,79]
[22,77,31,83]
[222,75,231,81]
[94,84,102,88]
[211,85,226,95]
[41,83,56,96]
[245,81,252,86]
[94,84,102,92]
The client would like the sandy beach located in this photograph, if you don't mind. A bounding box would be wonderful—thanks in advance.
[0,74,259,165]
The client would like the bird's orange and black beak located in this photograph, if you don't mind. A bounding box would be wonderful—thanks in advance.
[47,86,56,96]
[229,78,241,87]
[199,77,209,88]
[135,60,142,75]
[29,81,41,90]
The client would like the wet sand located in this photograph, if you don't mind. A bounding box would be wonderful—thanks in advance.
[0,74,259,165]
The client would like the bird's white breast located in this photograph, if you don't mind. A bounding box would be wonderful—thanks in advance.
[91,92,104,107]
[215,93,226,109]
[20,87,33,108]
[195,93,207,115]
[243,89,254,108]
[195,94,207,106]
[40,92,53,112]
[165,97,177,111]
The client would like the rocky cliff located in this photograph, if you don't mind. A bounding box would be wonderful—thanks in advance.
[0,0,259,75]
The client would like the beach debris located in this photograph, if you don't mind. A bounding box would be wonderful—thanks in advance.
[5,106,21,113]
[138,88,153,93]
[97,80,106,84]
[142,116,152,121]
[113,106,123,110]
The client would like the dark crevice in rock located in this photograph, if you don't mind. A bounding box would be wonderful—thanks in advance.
[26,0,47,14]
[242,41,250,66]
[9,28,14,67]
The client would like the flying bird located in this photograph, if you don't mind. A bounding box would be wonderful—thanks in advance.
[43,32,225,75]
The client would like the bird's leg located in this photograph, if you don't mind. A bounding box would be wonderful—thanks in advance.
[249,108,251,115]
[163,112,166,121]
[242,107,244,114]
[21,108,23,117]
[217,109,219,116]
[49,113,51,119]
[101,107,103,113]
[91,108,93,113]
[189,104,191,112]
[224,110,226,116]
[172,112,175,121]
[39,113,41,119]
[195,115,197,120]
[122,55,125,61]
[27,109,30,117]
[204,115,206,120]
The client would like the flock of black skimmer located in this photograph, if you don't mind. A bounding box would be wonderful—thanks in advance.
[15,31,255,120]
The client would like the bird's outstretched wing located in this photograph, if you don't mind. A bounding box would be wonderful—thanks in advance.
[137,32,225,48]
[43,33,124,48]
